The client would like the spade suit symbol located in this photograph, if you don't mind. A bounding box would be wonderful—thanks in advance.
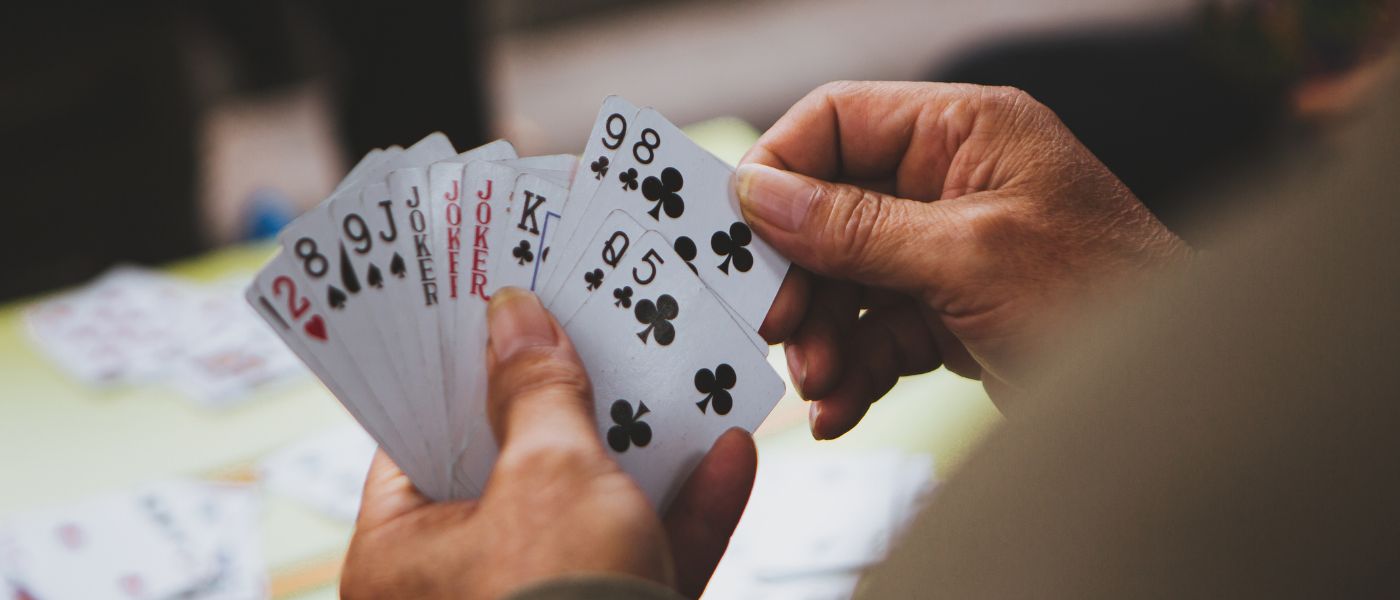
[366,264,384,288]
[389,253,407,278]
[339,244,361,294]
[327,286,347,309]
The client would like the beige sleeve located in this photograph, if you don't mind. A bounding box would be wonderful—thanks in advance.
[506,575,684,600]
[857,60,1400,598]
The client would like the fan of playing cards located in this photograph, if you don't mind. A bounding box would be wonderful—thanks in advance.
[246,97,789,507]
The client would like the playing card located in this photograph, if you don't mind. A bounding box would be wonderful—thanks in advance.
[278,201,441,497]
[438,159,537,496]
[25,267,201,385]
[167,278,304,406]
[277,133,458,498]
[704,452,936,599]
[546,210,767,355]
[386,166,454,481]
[544,209,648,325]
[0,486,216,599]
[245,254,435,497]
[260,425,376,522]
[172,482,267,600]
[503,153,578,176]
[563,231,784,507]
[248,101,795,506]
[558,107,790,333]
[538,96,643,305]
[488,172,569,293]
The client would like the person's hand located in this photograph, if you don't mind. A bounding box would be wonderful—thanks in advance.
[341,288,757,600]
[740,81,1191,436]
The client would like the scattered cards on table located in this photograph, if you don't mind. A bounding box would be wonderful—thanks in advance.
[258,425,376,523]
[25,267,304,407]
[246,97,790,506]
[0,481,265,600]
[704,451,938,600]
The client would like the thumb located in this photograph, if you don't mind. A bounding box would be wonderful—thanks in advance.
[485,287,600,459]
[736,164,967,293]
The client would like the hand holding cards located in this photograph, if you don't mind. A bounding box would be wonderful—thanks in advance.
[246,97,789,508]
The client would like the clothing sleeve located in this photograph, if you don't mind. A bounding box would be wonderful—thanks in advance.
[856,59,1400,598]
[506,575,685,600]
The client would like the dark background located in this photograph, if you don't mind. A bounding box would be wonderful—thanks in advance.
[0,0,1392,300]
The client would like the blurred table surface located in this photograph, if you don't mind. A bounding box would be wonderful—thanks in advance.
[0,119,1001,599]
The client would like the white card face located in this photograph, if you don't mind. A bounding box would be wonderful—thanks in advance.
[504,153,578,175]
[245,254,435,497]
[25,268,201,385]
[280,133,450,244]
[488,173,570,293]
[563,231,785,508]
[539,96,643,304]
[571,108,790,332]
[427,161,473,469]
[446,159,530,497]
[260,425,376,522]
[168,279,304,405]
[420,143,521,463]
[284,202,440,497]
[386,167,453,483]
[338,148,383,192]
[164,482,267,600]
[275,133,460,499]
[0,488,213,599]
[545,209,648,325]
[546,210,767,354]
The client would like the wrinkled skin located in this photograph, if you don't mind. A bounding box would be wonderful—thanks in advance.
[739,81,1190,436]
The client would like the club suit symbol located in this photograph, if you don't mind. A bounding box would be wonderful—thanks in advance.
[584,268,605,290]
[674,236,698,274]
[613,285,634,308]
[695,363,736,415]
[607,400,652,452]
[634,294,679,346]
[642,167,685,220]
[512,240,535,265]
[711,222,754,274]
[619,168,639,191]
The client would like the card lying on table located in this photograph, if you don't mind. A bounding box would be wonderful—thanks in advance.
[246,97,789,507]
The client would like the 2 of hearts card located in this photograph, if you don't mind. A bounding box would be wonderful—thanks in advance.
[246,97,790,507]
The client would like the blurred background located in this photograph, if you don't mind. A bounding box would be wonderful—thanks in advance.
[0,0,1395,598]
[4,0,1395,300]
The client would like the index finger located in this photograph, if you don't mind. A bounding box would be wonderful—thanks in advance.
[742,81,994,202]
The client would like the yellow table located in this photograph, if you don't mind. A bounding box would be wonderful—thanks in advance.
[0,121,1001,598]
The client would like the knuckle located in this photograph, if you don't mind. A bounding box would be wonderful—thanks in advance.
[494,346,592,400]
[811,80,879,107]
[983,85,1054,125]
[817,185,893,271]
[815,79,860,97]
[496,436,601,479]
[963,203,1023,251]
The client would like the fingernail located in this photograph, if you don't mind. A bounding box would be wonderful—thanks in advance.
[786,348,808,400]
[736,164,813,233]
[808,402,825,440]
[488,287,557,361]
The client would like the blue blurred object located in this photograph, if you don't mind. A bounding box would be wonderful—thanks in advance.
[243,188,296,241]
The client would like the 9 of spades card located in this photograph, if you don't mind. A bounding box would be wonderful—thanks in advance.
[538,95,643,305]
[562,231,784,508]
